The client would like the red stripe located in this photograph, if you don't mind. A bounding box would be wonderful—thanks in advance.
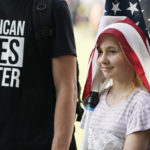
[82,60,92,100]
[82,49,95,100]
[117,17,148,52]
[88,48,95,63]
[97,28,150,91]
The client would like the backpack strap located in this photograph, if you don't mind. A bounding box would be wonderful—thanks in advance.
[33,0,54,40]
[76,61,84,121]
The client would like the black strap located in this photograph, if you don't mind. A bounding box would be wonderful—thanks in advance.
[33,0,53,40]
[76,62,84,121]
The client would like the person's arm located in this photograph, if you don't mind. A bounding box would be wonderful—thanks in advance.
[51,55,77,150]
[123,130,150,150]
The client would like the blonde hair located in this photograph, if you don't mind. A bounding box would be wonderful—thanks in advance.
[115,35,146,90]
[133,73,146,89]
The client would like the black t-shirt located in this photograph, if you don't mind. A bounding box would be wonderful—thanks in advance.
[0,0,76,149]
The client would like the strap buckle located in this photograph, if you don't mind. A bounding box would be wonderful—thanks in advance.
[37,2,47,11]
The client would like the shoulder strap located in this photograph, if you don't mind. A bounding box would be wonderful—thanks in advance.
[33,0,54,40]
[76,61,84,121]
[32,0,54,58]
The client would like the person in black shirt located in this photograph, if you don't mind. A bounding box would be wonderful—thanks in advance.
[0,0,77,150]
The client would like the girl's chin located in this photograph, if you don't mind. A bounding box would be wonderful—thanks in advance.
[103,73,113,79]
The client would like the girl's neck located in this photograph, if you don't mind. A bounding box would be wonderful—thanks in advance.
[112,82,131,94]
[112,77,136,94]
[106,80,136,107]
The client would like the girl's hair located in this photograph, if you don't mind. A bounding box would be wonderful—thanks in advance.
[118,39,146,90]
[133,73,146,89]
[111,34,146,90]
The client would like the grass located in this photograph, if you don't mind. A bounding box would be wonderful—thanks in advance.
[74,23,96,150]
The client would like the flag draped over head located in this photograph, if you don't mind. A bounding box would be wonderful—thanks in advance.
[82,0,150,101]
[105,0,150,43]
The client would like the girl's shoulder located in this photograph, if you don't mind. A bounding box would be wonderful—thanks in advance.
[134,87,150,101]
[130,87,150,109]
[126,87,150,135]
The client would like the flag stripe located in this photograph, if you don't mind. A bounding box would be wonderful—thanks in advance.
[117,17,148,51]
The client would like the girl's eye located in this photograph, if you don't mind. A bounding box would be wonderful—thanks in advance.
[97,46,103,54]
[98,50,103,54]
[96,46,103,54]
[109,50,117,54]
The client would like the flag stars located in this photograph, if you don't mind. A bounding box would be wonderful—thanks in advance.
[127,2,139,15]
[112,2,121,15]
[148,32,150,38]
[104,9,107,15]
[136,21,140,26]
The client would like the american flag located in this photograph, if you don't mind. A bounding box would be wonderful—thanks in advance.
[104,0,150,42]
[82,0,150,100]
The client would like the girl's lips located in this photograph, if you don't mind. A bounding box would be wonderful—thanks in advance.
[101,67,113,71]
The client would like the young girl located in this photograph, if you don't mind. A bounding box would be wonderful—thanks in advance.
[81,16,150,150]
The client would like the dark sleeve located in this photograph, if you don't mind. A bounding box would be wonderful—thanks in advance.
[51,0,76,57]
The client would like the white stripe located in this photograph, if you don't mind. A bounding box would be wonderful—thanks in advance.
[103,22,150,85]
[91,49,107,92]
[92,50,99,81]
[95,16,126,45]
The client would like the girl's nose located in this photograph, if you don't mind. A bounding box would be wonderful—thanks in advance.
[97,53,109,65]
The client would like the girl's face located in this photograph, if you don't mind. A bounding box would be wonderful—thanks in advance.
[97,34,135,82]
